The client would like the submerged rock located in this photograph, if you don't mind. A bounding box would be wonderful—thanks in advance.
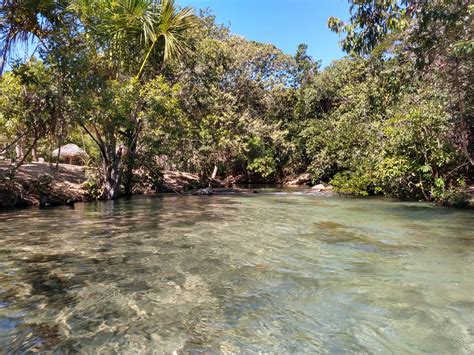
[190,187,258,196]
[39,193,76,208]
[191,188,215,195]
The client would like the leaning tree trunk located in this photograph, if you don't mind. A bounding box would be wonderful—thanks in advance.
[103,149,123,200]
[81,123,124,200]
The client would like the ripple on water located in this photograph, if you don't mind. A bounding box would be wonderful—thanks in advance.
[0,194,473,352]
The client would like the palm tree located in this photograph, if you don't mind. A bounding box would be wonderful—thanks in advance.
[0,0,65,75]
[2,0,198,199]
[136,0,196,78]
[70,0,197,78]
[69,0,198,199]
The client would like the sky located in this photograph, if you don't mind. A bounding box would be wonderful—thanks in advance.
[179,0,351,67]
[5,0,351,71]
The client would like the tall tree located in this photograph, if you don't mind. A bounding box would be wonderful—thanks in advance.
[328,0,473,166]
[66,0,198,198]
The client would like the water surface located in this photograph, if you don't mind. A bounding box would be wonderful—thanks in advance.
[0,193,473,353]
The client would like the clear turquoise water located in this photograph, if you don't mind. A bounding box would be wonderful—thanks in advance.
[0,192,473,353]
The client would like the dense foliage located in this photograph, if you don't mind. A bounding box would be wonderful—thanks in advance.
[0,0,472,205]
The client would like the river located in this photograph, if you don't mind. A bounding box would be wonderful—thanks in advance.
[0,192,473,352]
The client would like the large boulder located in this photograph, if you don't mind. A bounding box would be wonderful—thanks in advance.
[311,183,333,191]
[285,173,311,186]
[311,184,325,191]
[309,183,334,196]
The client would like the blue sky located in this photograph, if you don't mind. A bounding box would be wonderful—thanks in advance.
[5,0,350,71]
[180,0,351,67]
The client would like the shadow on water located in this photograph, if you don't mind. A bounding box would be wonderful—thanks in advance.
[311,220,418,255]
[1,252,99,352]
[0,193,473,352]
[0,194,246,352]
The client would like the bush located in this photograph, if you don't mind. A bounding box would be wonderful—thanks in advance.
[83,169,104,199]
[434,188,469,208]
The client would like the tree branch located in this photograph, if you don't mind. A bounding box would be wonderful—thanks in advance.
[0,127,34,154]
[80,123,108,164]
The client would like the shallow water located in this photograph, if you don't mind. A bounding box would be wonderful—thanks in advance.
[0,192,473,353]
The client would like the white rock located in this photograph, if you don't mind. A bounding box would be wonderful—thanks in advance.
[312,184,326,191]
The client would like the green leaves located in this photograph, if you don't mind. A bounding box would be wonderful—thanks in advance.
[158,0,197,63]
[328,0,406,55]
[1,1,470,202]
[69,0,198,77]
[299,53,467,202]
[1,0,69,74]
[419,165,432,174]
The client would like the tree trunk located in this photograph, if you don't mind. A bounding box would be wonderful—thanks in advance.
[124,141,138,196]
[81,123,124,200]
[15,144,23,160]
[103,150,122,200]
[32,147,38,162]
[211,164,218,179]
[123,121,142,196]
[55,142,61,170]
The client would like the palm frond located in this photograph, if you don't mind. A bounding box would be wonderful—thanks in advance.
[68,0,197,76]
[1,0,63,74]
[157,0,197,63]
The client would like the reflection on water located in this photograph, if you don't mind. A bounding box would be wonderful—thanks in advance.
[0,193,473,352]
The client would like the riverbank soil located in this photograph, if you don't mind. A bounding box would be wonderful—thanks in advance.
[0,161,87,209]
[0,162,209,209]
[1,161,472,209]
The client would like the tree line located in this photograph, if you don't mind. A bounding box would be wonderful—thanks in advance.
[0,0,472,205]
